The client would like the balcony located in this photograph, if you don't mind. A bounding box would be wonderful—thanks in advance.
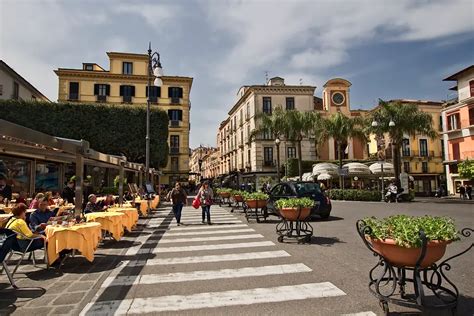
[68,93,79,101]
[169,120,181,128]
[96,95,107,102]
[263,161,275,167]
[170,97,180,104]
[122,95,132,103]
[170,147,180,155]
[149,97,158,104]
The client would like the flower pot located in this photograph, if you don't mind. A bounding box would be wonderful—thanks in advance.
[279,207,311,221]
[246,199,267,209]
[233,195,244,203]
[369,238,451,268]
[219,192,231,198]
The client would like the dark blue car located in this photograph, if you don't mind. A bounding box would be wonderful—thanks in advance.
[266,181,332,219]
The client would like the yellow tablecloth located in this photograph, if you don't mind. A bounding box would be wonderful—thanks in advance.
[134,200,149,216]
[107,207,139,232]
[45,222,102,264]
[85,212,125,241]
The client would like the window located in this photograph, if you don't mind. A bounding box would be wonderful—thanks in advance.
[120,85,135,102]
[146,86,161,102]
[36,162,59,191]
[470,80,474,98]
[469,107,474,126]
[447,113,460,130]
[246,103,250,119]
[419,139,428,157]
[263,97,272,114]
[168,110,183,121]
[122,62,133,75]
[170,157,179,172]
[263,147,273,165]
[169,87,183,103]
[247,125,250,142]
[403,162,410,173]
[402,138,410,156]
[69,82,79,100]
[286,97,295,110]
[240,109,243,125]
[287,147,296,159]
[94,84,110,95]
[170,135,180,148]
[84,64,94,71]
[422,162,428,173]
[262,130,272,140]
[452,143,460,160]
[13,82,19,100]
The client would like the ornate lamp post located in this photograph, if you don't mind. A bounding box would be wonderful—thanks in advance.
[275,137,281,182]
[198,145,203,182]
[372,118,396,201]
[146,42,163,186]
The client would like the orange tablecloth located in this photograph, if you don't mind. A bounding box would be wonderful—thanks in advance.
[45,222,102,264]
[107,207,139,232]
[134,200,149,216]
[85,212,125,241]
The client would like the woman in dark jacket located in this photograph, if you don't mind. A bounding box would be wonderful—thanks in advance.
[169,182,187,226]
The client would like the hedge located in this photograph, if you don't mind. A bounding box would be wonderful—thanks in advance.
[328,189,381,201]
[0,100,169,168]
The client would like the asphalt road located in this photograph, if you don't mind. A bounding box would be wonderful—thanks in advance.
[78,200,473,316]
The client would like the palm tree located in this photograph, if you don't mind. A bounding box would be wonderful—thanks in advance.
[320,111,366,186]
[306,111,324,160]
[370,100,437,182]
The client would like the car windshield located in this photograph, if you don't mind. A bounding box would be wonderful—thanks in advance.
[294,182,321,195]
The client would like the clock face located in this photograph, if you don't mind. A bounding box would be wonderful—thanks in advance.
[332,92,345,106]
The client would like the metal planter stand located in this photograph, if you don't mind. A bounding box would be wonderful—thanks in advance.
[244,201,267,223]
[356,220,473,315]
[217,194,232,207]
[276,208,313,243]
[231,195,246,213]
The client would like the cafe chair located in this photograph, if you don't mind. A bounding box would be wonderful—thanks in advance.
[0,229,19,288]
[3,229,48,276]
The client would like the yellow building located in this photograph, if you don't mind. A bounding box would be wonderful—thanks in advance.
[54,52,193,185]
[369,99,444,196]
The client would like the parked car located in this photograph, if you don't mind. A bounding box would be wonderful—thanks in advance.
[266,181,332,219]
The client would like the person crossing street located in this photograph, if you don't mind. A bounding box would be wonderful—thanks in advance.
[169,182,187,226]
[197,181,214,225]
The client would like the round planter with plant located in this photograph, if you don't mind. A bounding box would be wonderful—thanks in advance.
[276,198,313,221]
[243,192,269,209]
[231,190,245,203]
[216,188,232,198]
[360,215,459,268]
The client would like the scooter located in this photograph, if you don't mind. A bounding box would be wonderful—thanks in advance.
[384,188,405,203]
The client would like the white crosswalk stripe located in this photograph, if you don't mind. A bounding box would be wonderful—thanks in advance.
[80,205,356,315]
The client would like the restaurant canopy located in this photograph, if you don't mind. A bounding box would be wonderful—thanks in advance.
[0,119,154,212]
[302,172,313,181]
[312,163,339,177]
[317,173,332,180]
[342,162,372,176]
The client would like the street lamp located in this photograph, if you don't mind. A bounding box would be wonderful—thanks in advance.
[198,145,203,182]
[372,118,396,201]
[146,42,163,186]
[275,137,281,182]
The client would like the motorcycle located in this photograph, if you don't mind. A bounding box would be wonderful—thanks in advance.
[384,188,405,203]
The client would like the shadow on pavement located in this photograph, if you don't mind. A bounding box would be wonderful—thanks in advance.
[0,286,46,312]
[309,236,345,246]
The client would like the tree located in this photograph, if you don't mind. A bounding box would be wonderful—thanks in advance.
[458,159,474,180]
[307,112,324,160]
[370,100,437,182]
[320,111,366,186]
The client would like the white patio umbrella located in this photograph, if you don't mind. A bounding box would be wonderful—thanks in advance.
[342,162,372,176]
[369,162,394,175]
[317,173,332,180]
[312,163,339,177]
[302,172,313,181]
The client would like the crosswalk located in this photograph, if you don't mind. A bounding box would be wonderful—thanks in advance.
[80,205,371,315]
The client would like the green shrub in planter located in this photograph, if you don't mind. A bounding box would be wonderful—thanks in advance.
[243,192,269,200]
[231,190,246,196]
[328,189,381,201]
[216,188,233,194]
[276,197,313,209]
[363,215,459,248]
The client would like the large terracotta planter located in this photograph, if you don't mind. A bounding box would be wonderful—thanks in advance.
[246,199,267,209]
[233,195,244,203]
[279,207,311,221]
[219,192,231,198]
[369,238,451,268]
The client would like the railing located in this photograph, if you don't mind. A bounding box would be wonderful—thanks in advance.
[122,95,132,103]
[69,93,79,101]
[97,95,107,102]
[170,147,180,155]
[149,97,158,104]
[170,97,180,104]
[169,120,180,127]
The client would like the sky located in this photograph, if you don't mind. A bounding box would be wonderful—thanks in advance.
[1,0,473,149]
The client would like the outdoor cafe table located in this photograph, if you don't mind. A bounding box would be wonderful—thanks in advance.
[107,207,139,232]
[45,222,102,264]
[85,212,126,241]
[133,200,149,217]
[0,213,12,228]
[0,205,13,213]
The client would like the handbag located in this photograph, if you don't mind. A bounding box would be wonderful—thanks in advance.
[192,197,201,209]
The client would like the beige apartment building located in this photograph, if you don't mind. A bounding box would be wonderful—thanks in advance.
[54,52,193,185]
[189,146,216,182]
[217,77,367,185]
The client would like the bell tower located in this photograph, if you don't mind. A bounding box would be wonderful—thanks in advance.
[322,78,352,114]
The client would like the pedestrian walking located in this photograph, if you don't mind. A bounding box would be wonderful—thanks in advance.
[465,184,472,200]
[169,182,187,226]
[459,185,466,200]
[197,181,213,225]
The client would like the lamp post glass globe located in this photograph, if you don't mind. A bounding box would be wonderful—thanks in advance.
[154,77,163,87]
[275,138,281,145]
[371,120,378,127]
[389,119,396,127]
[153,66,163,77]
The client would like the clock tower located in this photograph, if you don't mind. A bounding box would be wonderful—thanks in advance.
[322,78,351,113]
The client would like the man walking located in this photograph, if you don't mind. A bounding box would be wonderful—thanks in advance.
[459,185,466,200]
[170,182,187,226]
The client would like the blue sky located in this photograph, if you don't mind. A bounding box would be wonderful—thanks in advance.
[1,0,473,148]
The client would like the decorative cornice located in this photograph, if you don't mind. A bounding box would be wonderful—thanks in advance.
[55,69,193,84]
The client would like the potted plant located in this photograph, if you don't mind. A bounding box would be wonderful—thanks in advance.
[216,188,232,198]
[361,215,459,268]
[244,192,269,209]
[276,198,313,221]
[232,190,245,203]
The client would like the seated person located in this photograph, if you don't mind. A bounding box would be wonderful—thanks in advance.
[99,194,115,209]
[83,194,103,214]
[16,191,28,204]
[29,192,45,209]
[29,197,55,232]
[45,191,56,206]
[6,203,45,251]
